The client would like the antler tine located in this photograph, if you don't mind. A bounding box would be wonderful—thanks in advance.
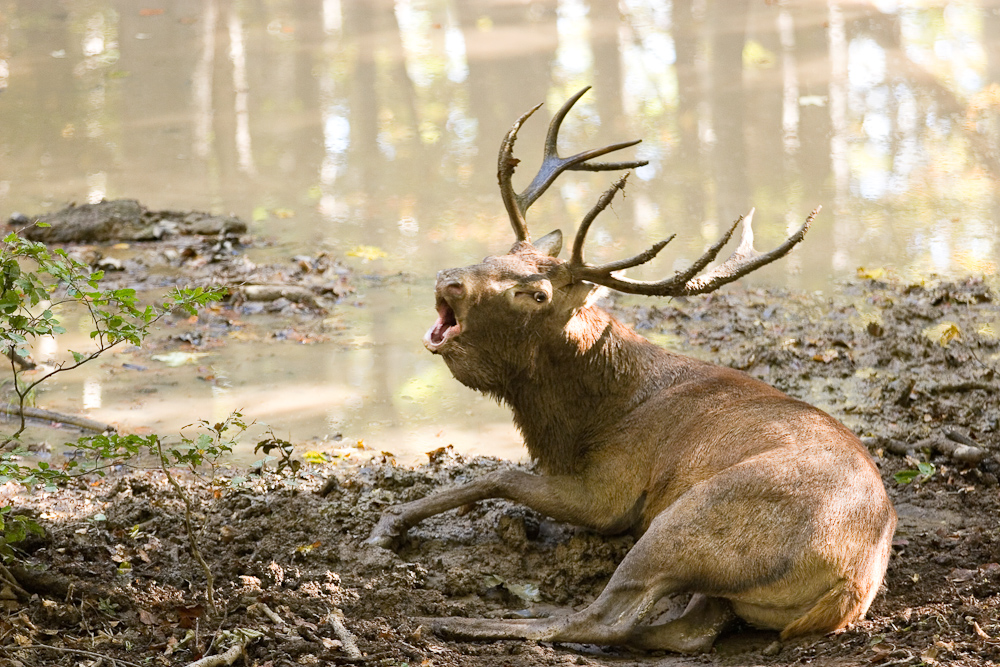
[497,86,648,244]
[571,174,676,270]
[570,207,820,297]
[498,102,544,242]
[680,207,820,295]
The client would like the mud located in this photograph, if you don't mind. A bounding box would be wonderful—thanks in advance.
[14,200,246,243]
[2,269,1000,665]
[8,200,353,317]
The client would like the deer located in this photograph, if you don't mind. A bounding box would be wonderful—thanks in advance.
[366,87,896,653]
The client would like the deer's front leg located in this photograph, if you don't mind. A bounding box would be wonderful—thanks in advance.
[365,468,644,549]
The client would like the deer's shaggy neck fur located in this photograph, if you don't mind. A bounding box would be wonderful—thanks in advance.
[498,305,683,475]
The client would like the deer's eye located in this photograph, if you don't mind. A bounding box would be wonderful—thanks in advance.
[533,291,547,303]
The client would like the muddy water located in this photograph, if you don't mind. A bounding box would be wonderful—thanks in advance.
[1,1,999,463]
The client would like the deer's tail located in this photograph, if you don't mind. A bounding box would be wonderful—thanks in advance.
[780,533,893,640]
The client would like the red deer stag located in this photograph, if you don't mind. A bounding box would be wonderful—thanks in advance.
[367,87,896,652]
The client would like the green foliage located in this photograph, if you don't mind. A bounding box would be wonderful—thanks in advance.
[894,460,936,485]
[254,432,300,475]
[0,447,74,491]
[98,597,120,615]
[0,227,227,560]
[0,504,45,562]
[172,413,249,470]
[1,229,224,443]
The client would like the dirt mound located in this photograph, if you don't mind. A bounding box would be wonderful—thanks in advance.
[15,199,246,243]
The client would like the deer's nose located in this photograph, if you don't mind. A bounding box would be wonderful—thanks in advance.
[437,269,467,298]
[442,280,465,298]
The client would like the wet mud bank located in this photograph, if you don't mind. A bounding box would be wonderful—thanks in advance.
[9,199,355,317]
[3,202,1000,666]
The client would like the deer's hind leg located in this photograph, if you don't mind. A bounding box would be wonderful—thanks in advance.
[422,497,743,651]
[424,468,820,652]
[626,594,735,652]
[422,536,733,652]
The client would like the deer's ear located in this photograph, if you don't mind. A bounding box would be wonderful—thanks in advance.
[533,230,563,257]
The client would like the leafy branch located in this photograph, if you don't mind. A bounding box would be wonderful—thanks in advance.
[0,226,233,613]
[0,230,222,444]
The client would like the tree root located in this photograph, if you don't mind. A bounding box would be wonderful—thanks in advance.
[7,564,113,601]
[0,561,29,600]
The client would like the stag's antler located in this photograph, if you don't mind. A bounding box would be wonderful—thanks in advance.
[569,185,819,297]
[498,86,649,242]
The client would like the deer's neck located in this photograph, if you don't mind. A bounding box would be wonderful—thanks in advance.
[501,306,676,475]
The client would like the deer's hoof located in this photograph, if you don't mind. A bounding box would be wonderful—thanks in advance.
[363,532,396,550]
[365,512,406,550]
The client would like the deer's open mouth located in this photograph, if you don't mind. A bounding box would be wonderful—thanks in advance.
[424,298,461,352]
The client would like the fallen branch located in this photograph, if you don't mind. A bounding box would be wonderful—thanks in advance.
[882,434,986,465]
[183,630,261,667]
[16,644,143,667]
[324,608,362,659]
[4,348,35,370]
[240,284,326,310]
[251,601,286,626]
[183,643,243,667]
[8,563,112,601]
[928,437,987,465]
[928,382,995,395]
[0,404,115,433]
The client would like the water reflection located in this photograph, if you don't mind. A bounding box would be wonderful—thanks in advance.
[1,0,998,461]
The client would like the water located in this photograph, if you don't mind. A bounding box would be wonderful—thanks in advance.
[1,0,998,463]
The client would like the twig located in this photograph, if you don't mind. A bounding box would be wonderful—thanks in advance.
[14,644,143,667]
[0,404,115,433]
[324,608,362,659]
[203,606,232,658]
[155,440,216,613]
[251,602,286,626]
[182,630,260,667]
[183,642,243,667]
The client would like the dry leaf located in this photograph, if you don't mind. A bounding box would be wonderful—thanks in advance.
[138,608,159,625]
[347,245,387,262]
[948,568,976,582]
[813,349,839,363]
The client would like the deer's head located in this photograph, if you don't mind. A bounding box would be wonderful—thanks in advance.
[425,88,818,391]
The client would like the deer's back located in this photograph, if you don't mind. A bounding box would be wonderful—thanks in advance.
[601,353,889,535]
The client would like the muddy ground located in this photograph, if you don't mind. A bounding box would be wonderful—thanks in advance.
[2,204,1000,666]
